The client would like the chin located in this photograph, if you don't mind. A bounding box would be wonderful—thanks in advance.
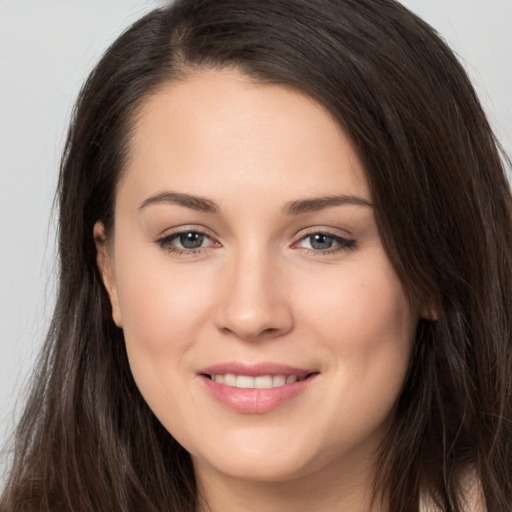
[189,427,338,484]
[196,452,316,483]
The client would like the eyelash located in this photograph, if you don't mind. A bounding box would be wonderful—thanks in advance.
[156,230,356,256]
[157,229,218,256]
[293,231,356,255]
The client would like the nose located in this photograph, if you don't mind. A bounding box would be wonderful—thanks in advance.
[214,250,294,341]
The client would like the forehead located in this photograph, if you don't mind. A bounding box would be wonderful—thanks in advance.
[119,68,369,208]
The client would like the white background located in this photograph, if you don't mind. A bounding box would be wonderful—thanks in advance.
[1,0,511,480]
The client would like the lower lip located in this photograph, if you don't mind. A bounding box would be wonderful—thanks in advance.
[200,374,317,414]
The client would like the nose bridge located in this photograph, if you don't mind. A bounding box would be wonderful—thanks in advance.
[216,242,293,340]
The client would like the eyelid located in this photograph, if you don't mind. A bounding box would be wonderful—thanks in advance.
[293,225,353,238]
[155,223,214,238]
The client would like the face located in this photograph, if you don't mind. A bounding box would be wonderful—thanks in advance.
[95,69,418,488]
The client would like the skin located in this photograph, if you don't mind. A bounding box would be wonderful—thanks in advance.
[95,69,419,512]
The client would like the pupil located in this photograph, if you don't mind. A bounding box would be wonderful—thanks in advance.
[180,232,204,249]
[310,234,333,250]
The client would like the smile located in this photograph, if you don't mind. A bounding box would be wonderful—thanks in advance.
[198,363,319,413]
[207,374,304,388]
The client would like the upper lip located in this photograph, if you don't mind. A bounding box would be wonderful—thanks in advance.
[198,361,317,378]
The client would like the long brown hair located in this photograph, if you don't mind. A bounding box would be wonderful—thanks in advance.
[2,1,511,510]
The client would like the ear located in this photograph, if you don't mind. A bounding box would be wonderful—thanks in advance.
[93,222,123,327]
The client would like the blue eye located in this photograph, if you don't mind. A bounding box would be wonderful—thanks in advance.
[307,233,336,250]
[176,232,206,249]
[157,230,216,254]
[296,232,355,253]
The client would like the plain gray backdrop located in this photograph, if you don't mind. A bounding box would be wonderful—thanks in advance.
[1,0,511,481]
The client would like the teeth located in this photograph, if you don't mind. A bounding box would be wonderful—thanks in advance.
[272,375,286,387]
[236,375,254,388]
[211,374,303,389]
[223,373,236,386]
[254,375,273,389]
[286,375,298,384]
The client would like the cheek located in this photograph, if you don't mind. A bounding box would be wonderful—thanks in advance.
[299,255,416,410]
[112,246,216,381]
[112,252,217,429]
[305,259,414,349]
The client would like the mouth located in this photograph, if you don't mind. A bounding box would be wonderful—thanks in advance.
[198,363,319,413]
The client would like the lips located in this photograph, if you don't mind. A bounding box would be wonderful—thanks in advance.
[198,362,318,413]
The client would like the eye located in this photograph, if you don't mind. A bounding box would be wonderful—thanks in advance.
[174,232,207,249]
[157,229,218,254]
[293,231,356,254]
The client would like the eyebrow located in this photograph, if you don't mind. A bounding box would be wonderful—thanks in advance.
[283,195,372,215]
[138,191,372,215]
[138,192,219,213]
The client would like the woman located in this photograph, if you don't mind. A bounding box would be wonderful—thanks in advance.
[2,0,511,511]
